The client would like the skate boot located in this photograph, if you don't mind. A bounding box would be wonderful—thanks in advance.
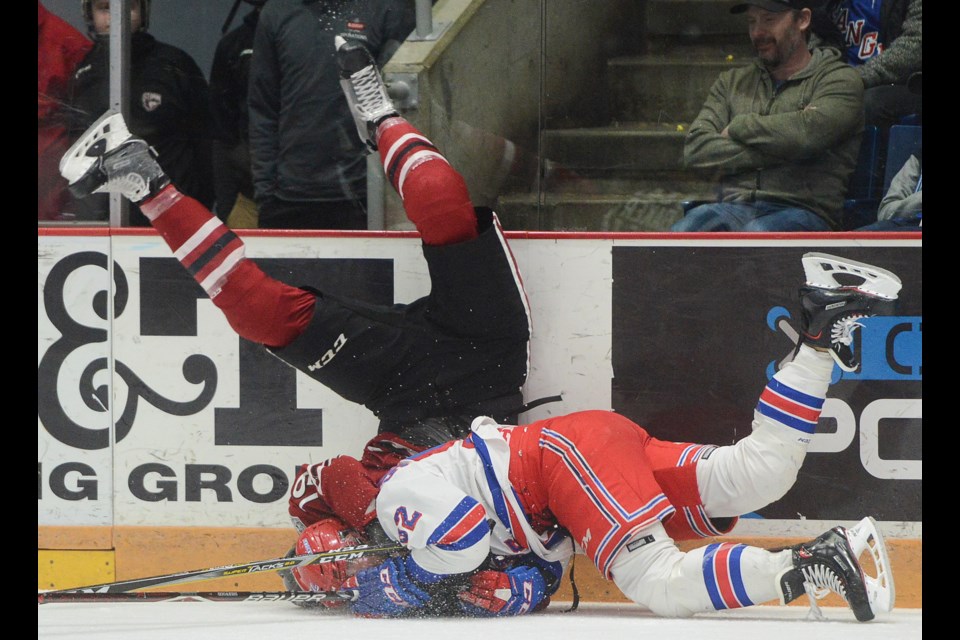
[335,35,398,152]
[59,110,170,204]
[776,517,895,622]
[798,252,902,372]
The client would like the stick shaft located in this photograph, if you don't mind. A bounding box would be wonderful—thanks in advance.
[39,590,357,605]
[38,542,401,596]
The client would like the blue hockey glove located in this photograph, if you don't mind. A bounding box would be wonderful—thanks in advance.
[342,555,432,618]
[458,565,548,616]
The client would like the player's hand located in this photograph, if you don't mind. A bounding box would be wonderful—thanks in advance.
[342,556,431,618]
[458,566,548,616]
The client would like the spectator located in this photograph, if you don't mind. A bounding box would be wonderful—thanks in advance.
[671,0,864,232]
[855,69,921,231]
[209,0,264,227]
[248,0,415,229]
[856,150,921,230]
[826,0,922,129]
[65,0,214,225]
[38,1,92,221]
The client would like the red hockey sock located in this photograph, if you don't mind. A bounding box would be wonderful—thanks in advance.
[139,185,314,347]
[376,118,478,246]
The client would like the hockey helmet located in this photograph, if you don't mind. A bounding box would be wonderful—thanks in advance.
[291,518,365,606]
[82,0,151,36]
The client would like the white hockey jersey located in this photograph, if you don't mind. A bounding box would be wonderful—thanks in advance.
[375,416,574,577]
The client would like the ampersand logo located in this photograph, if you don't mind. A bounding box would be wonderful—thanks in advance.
[38,252,218,450]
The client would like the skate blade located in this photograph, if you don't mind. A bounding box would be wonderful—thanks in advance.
[801,253,902,300]
[59,110,131,183]
[846,516,896,615]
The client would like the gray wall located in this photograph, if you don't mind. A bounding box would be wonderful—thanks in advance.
[43,0,243,80]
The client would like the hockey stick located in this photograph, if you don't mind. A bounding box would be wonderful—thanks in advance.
[39,590,358,605]
[37,542,401,596]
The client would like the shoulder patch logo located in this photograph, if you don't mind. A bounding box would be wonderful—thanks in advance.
[141,92,162,112]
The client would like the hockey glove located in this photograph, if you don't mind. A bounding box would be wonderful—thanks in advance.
[458,565,548,616]
[342,555,432,618]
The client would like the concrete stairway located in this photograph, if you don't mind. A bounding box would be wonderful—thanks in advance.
[495,0,754,231]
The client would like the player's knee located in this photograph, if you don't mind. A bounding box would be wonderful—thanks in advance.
[610,525,698,618]
[402,166,476,244]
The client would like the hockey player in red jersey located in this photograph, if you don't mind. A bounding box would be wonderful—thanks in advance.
[59,36,538,549]
[336,252,900,622]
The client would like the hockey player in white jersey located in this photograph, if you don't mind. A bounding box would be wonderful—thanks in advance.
[334,252,900,622]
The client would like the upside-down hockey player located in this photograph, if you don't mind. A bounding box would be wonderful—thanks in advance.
[60,30,542,549]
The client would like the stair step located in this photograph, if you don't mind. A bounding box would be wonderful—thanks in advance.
[644,36,753,56]
[488,0,754,232]
[646,0,748,37]
[542,125,691,174]
[495,189,715,232]
[607,55,751,122]
[537,175,717,195]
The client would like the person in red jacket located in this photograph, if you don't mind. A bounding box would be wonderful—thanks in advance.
[38,1,92,221]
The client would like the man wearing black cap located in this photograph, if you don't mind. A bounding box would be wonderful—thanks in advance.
[672,0,865,231]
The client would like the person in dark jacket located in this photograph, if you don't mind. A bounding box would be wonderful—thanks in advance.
[209,0,264,225]
[65,0,214,225]
[248,0,415,229]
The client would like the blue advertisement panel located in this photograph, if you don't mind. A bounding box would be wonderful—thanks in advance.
[611,246,922,523]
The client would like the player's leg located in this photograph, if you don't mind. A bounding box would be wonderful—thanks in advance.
[609,516,889,622]
[531,412,880,621]
[336,36,477,246]
[58,111,314,347]
[696,253,902,517]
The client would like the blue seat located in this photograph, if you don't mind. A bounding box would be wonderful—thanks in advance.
[898,113,922,127]
[842,125,882,229]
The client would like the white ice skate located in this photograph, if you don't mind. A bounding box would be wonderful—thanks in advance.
[798,253,902,371]
[335,35,398,152]
[59,110,169,203]
[801,252,902,300]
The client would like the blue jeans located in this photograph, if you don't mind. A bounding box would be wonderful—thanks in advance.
[671,202,832,232]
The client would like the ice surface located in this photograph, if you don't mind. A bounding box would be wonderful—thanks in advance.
[38,600,921,640]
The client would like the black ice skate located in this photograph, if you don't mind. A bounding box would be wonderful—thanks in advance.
[335,35,399,152]
[777,516,895,622]
[59,111,169,204]
[798,252,901,372]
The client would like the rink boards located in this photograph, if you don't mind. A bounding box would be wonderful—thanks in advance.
[38,229,922,604]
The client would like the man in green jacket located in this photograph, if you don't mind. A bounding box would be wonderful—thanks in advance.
[672,0,864,231]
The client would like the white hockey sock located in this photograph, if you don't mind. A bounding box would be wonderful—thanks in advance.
[758,344,835,444]
[611,524,792,617]
[696,345,835,517]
